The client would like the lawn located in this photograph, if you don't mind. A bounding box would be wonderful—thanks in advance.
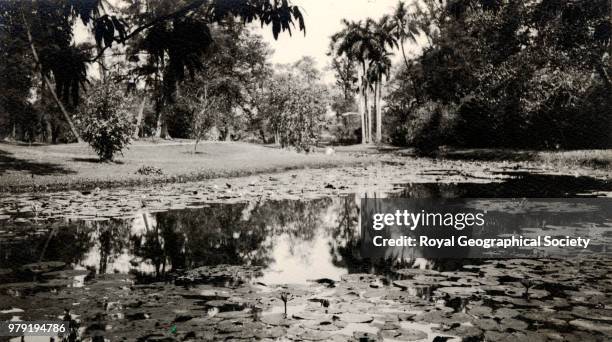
[0,140,367,192]
[2,140,610,193]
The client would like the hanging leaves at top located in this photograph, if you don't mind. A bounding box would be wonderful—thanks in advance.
[39,44,92,107]
[210,0,305,39]
[141,17,212,79]
[93,15,128,48]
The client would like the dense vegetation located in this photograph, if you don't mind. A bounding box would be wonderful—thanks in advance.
[0,0,327,159]
[1,0,610,157]
[383,0,612,150]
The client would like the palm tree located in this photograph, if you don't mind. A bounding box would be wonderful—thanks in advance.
[368,16,396,143]
[368,53,392,143]
[391,1,424,104]
[391,1,420,70]
[331,20,378,143]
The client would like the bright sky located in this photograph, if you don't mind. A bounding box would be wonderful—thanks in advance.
[249,0,427,82]
[251,0,407,65]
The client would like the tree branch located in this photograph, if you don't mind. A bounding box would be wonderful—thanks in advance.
[88,0,208,63]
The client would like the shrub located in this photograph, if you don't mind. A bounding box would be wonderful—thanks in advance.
[136,165,164,176]
[77,82,134,161]
[400,101,455,155]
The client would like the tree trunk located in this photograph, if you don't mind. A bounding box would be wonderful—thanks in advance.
[608,0,612,91]
[358,86,366,144]
[155,112,163,138]
[154,108,170,139]
[359,63,367,144]
[375,80,382,143]
[97,45,106,83]
[22,11,81,143]
[366,88,372,144]
[225,127,232,141]
[194,136,200,153]
[44,117,52,143]
[161,121,170,139]
[134,96,146,139]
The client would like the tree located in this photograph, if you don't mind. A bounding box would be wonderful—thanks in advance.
[391,1,424,104]
[0,6,32,140]
[331,20,379,144]
[329,54,358,105]
[189,86,220,152]
[260,57,329,151]
[368,52,392,143]
[77,81,134,161]
[159,24,272,142]
[0,1,101,142]
[328,54,359,143]
[386,0,611,149]
[2,0,306,142]
[116,0,306,139]
[391,1,418,70]
[368,15,397,143]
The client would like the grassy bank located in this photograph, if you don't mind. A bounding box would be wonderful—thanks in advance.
[1,140,610,193]
[436,148,612,172]
[537,149,612,170]
[0,140,368,193]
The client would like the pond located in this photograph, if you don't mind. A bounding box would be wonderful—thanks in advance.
[1,172,612,341]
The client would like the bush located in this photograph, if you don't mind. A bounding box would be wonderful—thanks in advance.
[399,101,455,155]
[136,165,164,176]
[77,82,134,161]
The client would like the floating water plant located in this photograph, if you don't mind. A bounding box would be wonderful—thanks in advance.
[279,291,294,318]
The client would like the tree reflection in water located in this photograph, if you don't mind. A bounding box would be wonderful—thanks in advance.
[5,175,607,285]
[0,194,439,284]
[0,222,93,279]
[130,198,342,281]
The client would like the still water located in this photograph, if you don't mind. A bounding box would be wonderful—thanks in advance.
[1,173,612,342]
[2,173,611,287]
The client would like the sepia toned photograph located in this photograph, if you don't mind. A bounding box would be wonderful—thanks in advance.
[1,0,611,341]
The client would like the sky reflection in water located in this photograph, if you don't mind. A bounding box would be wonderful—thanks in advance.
[1,173,612,286]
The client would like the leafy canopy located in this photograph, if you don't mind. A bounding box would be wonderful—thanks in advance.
[2,0,306,107]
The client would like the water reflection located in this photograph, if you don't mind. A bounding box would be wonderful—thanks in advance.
[1,197,364,285]
[1,173,611,288]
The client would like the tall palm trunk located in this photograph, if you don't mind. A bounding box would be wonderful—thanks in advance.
[365,88,372,143]
[359,63,367,144]
[366,88,372,144]
[358,86,366,144]
[375,78,382,143]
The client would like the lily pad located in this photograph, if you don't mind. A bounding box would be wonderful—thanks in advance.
[259,313,292,327]
[334,313,374,323]
[435,286,484,297]
[569,319,612,334]
[20,261,66,274]
[298,329,331,341]
[379,328,427,341]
